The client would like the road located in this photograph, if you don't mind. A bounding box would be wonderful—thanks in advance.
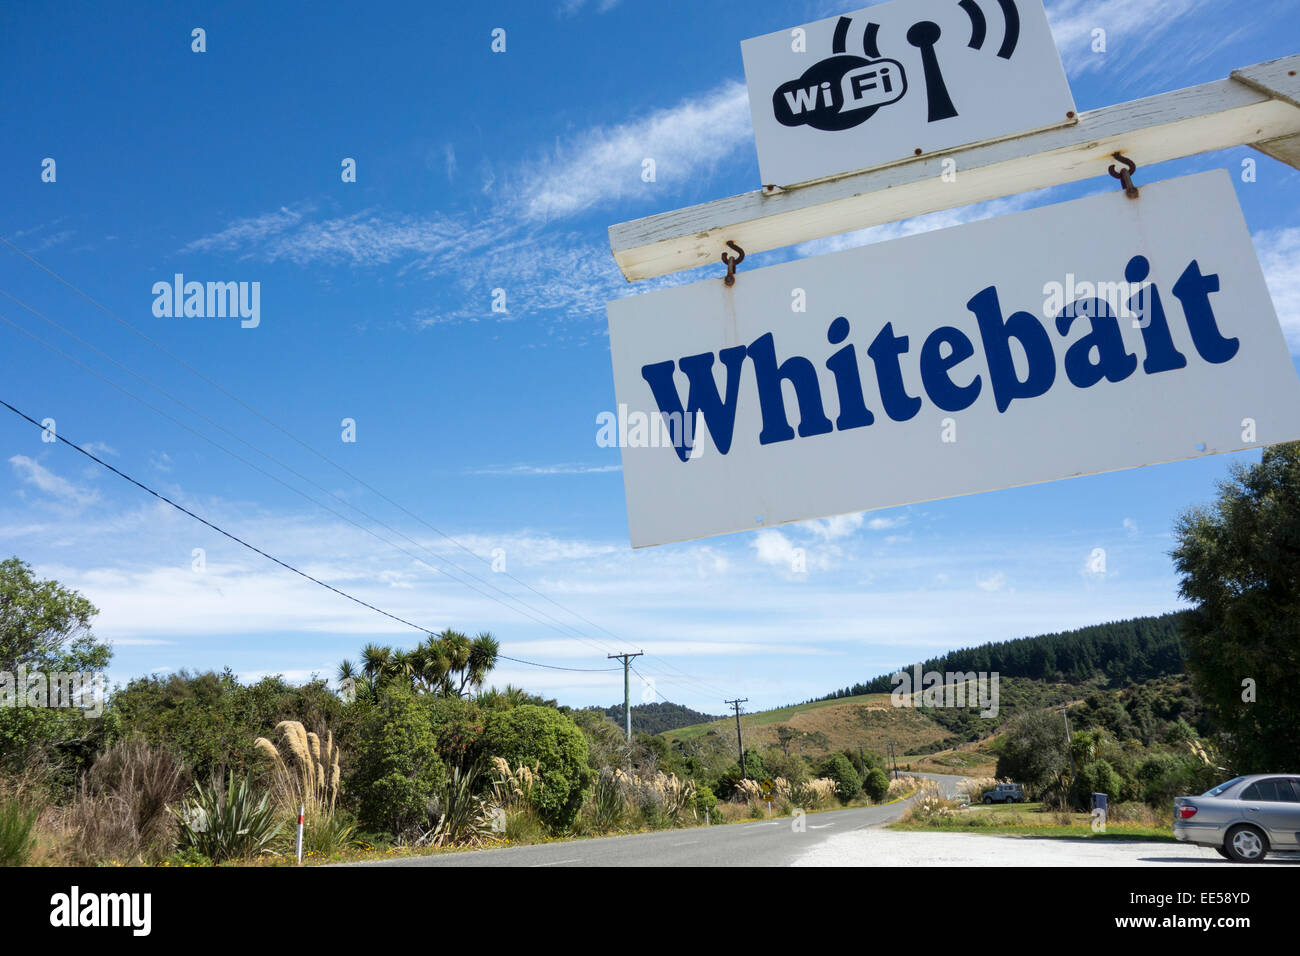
[345,773,963,868]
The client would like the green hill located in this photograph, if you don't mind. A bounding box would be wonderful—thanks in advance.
[659,612,1195,778]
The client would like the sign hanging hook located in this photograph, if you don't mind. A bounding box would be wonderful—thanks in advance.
[721,241,745,286]
[1108,152,1140,199]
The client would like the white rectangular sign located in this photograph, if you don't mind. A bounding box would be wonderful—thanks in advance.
[606,171,1300,548]
[741,0,1076,187]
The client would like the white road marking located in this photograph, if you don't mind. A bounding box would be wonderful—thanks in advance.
[530,858,581,867]
[671,840,700,847]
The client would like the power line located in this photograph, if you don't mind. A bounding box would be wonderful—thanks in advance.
[0,237,727,697]
[0,238,628,655]
[0,297,626,657]
[0,308,619,643]
[0,395,614,676]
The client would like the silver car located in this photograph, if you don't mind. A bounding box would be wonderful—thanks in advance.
[1173,774,1300,862]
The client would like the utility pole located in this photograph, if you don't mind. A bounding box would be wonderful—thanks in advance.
[608,652,643,741]
[725,698,748,779]
[1064,709,1076,777]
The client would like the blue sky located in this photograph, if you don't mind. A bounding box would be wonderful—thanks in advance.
[1,0,1298,713]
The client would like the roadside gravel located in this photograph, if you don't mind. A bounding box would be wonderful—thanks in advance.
[790,829,1280,866]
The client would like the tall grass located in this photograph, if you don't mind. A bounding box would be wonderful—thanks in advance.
[254,721,358,856]
[729,776,839,817]
[63,736,189,865]
[956,776,998,801]
[0,796,38,865]
[253,721,340,816]
[574,768,700,834]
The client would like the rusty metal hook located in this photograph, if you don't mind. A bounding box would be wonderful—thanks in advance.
[1108,152,1140,199]
[721,241,745,286]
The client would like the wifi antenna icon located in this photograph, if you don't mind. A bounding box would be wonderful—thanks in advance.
[771,0,1026,132]
[909,0,1023,122]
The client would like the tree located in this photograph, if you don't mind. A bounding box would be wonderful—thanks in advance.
[0,558,112,783]
[0,557,107,673]
[995,708,1070,798]
[1173,444,1300,771]
[863,767,890,803]
[775,724,799,757]
[340,630,499,700]
[816,753,861,802]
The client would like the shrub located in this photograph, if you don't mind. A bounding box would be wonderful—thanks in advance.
[348,691,446,837]
[693,785,717,819]
[483,705,594,832]
[428,759,494,847]
[1071,759,1125,809]
[714,751,767,800]
[173,776,282,862]
[817,753,861,802]
[110,671,346,784]
[1137,752,1197,807]
[863,767,890,803]
[761,750,808,786]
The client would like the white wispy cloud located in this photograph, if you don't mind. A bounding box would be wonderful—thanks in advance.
[795,193,1043,259]
[6,483,1181,710]
[1255,227,1300,353]
[752,529,804,570]
[558,0,623,17]
[1045,0,1201,79]
[181,206,309,256]
[469,462,622,476]
[511,81,750,222]
[8,455,99,507]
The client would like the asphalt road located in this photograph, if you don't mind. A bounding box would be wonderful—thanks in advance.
[345,773,963,868]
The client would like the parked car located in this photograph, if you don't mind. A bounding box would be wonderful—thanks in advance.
[982,783,1025,804]
[1173,774,1300,862]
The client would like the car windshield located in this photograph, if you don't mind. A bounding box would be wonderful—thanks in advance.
[1202,776,1247,797]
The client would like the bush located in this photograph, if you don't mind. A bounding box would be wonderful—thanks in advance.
[1137,752,1198,807]
[110,671,347,784]
[714,751,767,800]
[694,785,717,819]
[173,776,282,862]
[863,767,890,803]
[761,750,808,786]
[817,753,861,802]
[483,705,594,832]
[348,691,446,838]
[1071,759,1125,809]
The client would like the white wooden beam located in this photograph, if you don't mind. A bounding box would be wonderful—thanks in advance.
[609,55,1300,282]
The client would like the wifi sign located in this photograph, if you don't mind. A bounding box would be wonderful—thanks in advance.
[742,0,1077,187]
